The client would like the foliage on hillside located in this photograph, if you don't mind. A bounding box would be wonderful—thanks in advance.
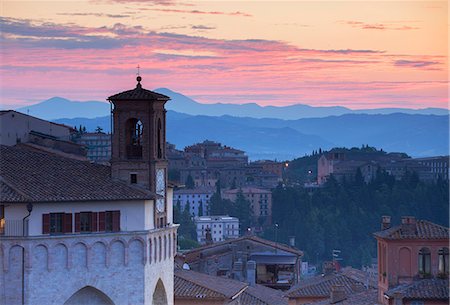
[263,169,449,268]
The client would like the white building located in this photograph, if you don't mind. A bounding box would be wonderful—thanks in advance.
[73,132,111,163]
[0,76,177,305]
[194,216,239,244]
[173,187,214,216]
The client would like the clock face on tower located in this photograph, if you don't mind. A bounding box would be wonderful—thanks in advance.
[156,168,166,213]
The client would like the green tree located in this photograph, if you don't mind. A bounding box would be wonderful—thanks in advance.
[233,189,253,234]
[185,174,195,189]
[198,200,204,217]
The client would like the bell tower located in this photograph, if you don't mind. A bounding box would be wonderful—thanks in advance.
[108,76,170,227]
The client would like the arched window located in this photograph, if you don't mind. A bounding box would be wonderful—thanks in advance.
[418,247,431,274]
[126,118,143,158]
[157,118,162,159]
[438,247,449,274]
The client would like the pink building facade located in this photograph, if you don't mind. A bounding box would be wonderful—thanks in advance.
[374,216,449,305]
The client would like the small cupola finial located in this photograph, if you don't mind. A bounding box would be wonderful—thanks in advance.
[136,64,142,88]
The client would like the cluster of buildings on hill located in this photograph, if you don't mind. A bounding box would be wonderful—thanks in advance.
[317,149,449,186]
[167,140,284,189]
[1,79,448,305]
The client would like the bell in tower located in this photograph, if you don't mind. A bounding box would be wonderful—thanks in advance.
[108,76,170,227]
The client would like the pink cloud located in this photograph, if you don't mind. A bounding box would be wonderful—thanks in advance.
[0,17,447,109]
[341,20,419,31]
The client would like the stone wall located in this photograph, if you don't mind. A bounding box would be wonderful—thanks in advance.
[0,226,177,305]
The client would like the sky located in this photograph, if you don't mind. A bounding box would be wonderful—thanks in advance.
[0,0,448,109]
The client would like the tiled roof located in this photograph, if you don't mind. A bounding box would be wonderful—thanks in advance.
[307,288,379,305]
[0,180,29,202]
[185,235,303,261]
[174,269,247,300]
[285,273,365,298]
[373,220,449,240]
[108,80,170,101]
[236,284,288,305]
[340,267,377,289]
[224,187,272,194]
[174,269,287,305]
[0,144,155,203]
[385,278,449,300]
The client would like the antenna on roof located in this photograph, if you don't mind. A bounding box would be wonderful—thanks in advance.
[136,64,140,77]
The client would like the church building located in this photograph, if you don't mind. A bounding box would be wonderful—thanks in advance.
[0,76,177,305]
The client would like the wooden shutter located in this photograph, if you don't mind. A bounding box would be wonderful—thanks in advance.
[91,212,98,232]
[98,212,106,231]
[112,211,120,232]
[42,214,50,234]
[75,213,80,232]
[64,213,72,233]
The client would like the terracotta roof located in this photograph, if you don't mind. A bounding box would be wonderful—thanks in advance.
[223,187,272,194]
[108,80,170,101]
[308,288,379,305]
[0,144,155,203]
[373,220,449,240]
[236,284,288,305]
[340,267,377,289]
[174,269,287,305]
[184,235,303,262]
[174,269,247,300]
[0,180,29,202]
[385,278,449,300]
[285,273,365,298]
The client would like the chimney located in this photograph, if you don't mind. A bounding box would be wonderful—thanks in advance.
[330,285,346,303]
[205,228,213,245]
[322,261,335,275]
[246,260,256,286]
[381,216,391,230]
[289,236,296,247]
[393,292,404,305]
[401,216,416,235]
[233,260,243,282]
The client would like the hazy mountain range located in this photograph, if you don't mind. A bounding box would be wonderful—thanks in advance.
[12,89,449,160]
[16,88,449,121]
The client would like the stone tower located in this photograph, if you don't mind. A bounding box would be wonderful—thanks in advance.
[108,76,170,228]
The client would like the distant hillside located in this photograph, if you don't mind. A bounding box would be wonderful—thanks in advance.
[15,89,449,121]
[54,111,449,160]
[16,97,110,120]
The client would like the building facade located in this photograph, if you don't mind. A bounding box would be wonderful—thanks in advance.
[173,187,214,217]
[194,216,239,244]
[374,216,449,305]
[0,76,177,305]
[73,132,112,163]
[222,187,272,225]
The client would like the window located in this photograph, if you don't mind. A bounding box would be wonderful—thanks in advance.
[418,247,431,274]
[50,213,64,233]
[80,212,92,232]
[130,173,137,184]
[438,248,449,274]
[102,211,120,232]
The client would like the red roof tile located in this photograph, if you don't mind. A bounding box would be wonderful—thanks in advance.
[374,220,449,240]
[0,145,155,203]
[385,278,449,300]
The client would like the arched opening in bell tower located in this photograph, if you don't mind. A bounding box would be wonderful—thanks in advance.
[126,118,143,159]
[152,279,168,305]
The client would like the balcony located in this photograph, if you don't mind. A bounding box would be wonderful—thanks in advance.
[0,219,29,237]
